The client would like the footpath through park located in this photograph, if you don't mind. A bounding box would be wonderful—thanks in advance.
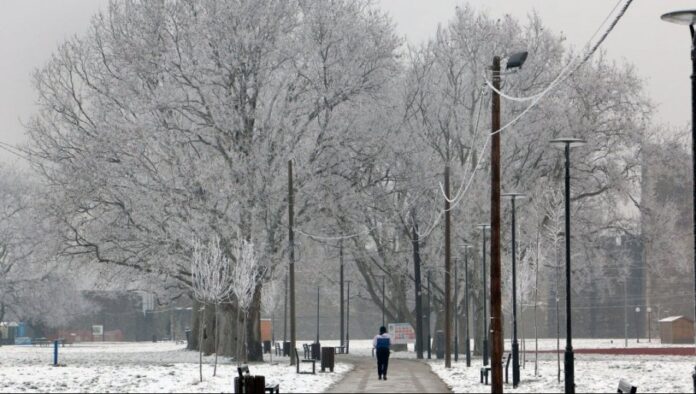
[326,356,451,393]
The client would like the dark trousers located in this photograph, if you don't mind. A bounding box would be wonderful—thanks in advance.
[376,348,390,377]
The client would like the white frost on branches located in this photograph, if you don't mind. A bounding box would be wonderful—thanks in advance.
[232,240,264,313]
[191,237,235,304]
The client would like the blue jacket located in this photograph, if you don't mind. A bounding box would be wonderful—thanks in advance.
[373,333,391,349]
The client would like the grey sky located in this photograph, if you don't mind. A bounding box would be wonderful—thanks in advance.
[1,0,693,165]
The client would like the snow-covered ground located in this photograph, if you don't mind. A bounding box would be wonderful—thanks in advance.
[344,337,696,392]
[2,338,691,392]
[0,342,351,393]
[429,353,694,393]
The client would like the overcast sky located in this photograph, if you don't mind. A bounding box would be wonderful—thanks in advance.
[1,0,694,165]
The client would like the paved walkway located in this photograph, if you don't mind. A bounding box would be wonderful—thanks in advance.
[326,357,451,393]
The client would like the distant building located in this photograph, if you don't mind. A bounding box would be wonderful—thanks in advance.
[659,316,694,344]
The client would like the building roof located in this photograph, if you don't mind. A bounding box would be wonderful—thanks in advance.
[659,315,693,323]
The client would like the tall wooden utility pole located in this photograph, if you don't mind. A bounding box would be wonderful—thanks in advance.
[288,160,296,366]
[490,55,504,392]
[444,165,452,368]
[412,210,424,359]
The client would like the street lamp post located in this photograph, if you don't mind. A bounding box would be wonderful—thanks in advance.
[660,12,696,391]
[455,257,460,362]
[381,275,386,327]
[316,286,321,345]
[635,307,641,343]
[647,307,652,343]
[464,244,473,367]
[478,223,491,366]
[503,192,526,388]
[346,281,351,354]
[427,269,432,359]
[550,137,586,394]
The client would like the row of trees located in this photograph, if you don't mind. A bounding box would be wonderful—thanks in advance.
[2,0,656,363]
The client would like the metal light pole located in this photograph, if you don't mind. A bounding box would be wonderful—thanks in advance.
[503,192,526,388]
[283,273,288,345]
[380,274,386,327]
[635,307,641,343]
[316,286,320,345]
[463,244,473,367]
[288,160,297,366]
[550,137,586,394]
[346,280,351,354]
[478,223,491,366]
[427,268,432,359]
[660,12,696,391]
[455,257,459,362]
[412,212,424,359]
[647,307,652,343]
[624,280,628,348]
[445,165,453,368]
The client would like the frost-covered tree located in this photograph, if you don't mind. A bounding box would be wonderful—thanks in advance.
[190,236,235,379]
[25,0,400,360]
[231,240,264,364]
[0,165,94,328]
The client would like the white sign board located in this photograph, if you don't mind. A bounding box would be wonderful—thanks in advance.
[388,323,416,345]
[92,325,103,336]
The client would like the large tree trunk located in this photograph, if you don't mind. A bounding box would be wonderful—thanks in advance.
[189,301,242,358]
[217,302,240,357]
[202,304,217,355]
[246,283,263,362]
[188,299,200,351]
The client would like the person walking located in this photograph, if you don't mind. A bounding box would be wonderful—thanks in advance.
[373,326,391,380]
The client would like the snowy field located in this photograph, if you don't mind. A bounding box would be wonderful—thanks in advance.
[0,342,351,393]
[514,337,688,350]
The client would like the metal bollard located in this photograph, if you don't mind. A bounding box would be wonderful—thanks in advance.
[53,340,59,366]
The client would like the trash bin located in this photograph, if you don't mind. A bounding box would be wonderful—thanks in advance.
[234,375,266,394]
[185,329,192,348]
[263,340,271,354]
[311,342,321,360]
[321,347,335,372]
[435,330,445,359]
[283,341,291,357]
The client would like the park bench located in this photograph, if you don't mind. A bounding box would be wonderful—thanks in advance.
[31,337,51,347]
[480,353,511,385]
[617,378,637,393]
[302,343,311,359]
[293,348,316,375]
[236,365,279,394]
[334,346,346,354]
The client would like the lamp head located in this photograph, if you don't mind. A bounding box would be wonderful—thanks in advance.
[661,10,696,26]
[506,51,528,70]
[502,192,526,200]
[550,137,587,149]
